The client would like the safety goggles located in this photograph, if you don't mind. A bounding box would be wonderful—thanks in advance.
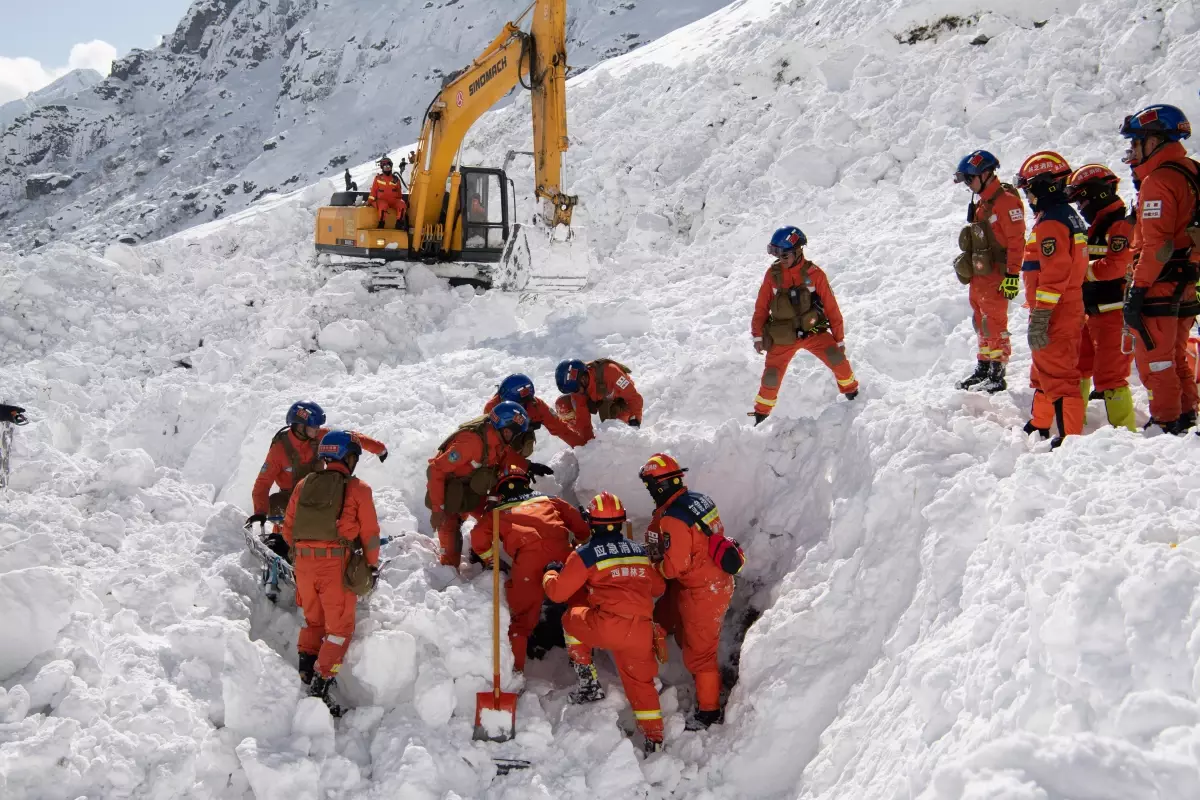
[953,171,970,184]
[767,244,798,257]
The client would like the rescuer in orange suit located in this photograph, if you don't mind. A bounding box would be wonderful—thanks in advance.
[639,453,744,731]
[485,373,586,448]
[1065,163,1137,430]
[247,401,387,554]
[1016,152,1088,447]
[952,149,1027,393]
[368,156,406,229]
[1120,104,1199,434]
[749,225,858,424]
[543,492,667,754]
[470,464,590,671]
[282,430,381,715]
[553,358,644,444]
[426,401,531,568]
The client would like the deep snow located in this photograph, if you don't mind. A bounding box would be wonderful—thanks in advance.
[4,0,1200,798]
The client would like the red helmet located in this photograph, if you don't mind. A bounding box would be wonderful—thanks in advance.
[1015,151,1072,189]
[1066,163,1119,203]
[638,453,686,482]
[379,156,393,170]
[492,463,530,496]
[587,492,627,526]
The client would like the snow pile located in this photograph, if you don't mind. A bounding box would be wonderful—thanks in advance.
[3,0,1200,798]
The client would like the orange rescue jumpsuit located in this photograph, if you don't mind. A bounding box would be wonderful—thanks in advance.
[648,489,734,714]
[369,173,406,228]
[1077,202,1135,392]
[283,462,381,679]
[1021,204,1089,435]
[544,530,666,743]
[968,180,1027,362]
[1128,142,1200,425]
[483,394,586,448]
[471,492,589,670]
[252,427,387,517]
[427,425,528,566]
[557,361,644,445]
[751,258,857,416]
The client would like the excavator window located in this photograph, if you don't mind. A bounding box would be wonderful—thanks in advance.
[461,168,509,253]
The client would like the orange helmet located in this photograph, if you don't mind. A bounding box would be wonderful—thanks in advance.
[587,492,627,528]
[639,453,686,482]
[1015,151,1072,190]
[1066,163,1120,204]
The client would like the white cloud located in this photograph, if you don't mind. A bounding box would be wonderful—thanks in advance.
[0,40,117,105]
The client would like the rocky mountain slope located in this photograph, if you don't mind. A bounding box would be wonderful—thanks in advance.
[0,0,729,250]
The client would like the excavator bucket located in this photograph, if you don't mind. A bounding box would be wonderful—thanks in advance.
[494,223,591,293]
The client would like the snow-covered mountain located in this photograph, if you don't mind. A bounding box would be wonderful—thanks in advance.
[0,0,731,249]
[0,68,104,134]
[4,0,1200,798]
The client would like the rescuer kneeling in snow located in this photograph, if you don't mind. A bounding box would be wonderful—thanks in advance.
[543,492,667,754]
[750,226,858,423]
[368,156,407,229]
[485,373,585,449]
[554,358,644,445]
[640,453,744,731]
[470,464,590,671]
[283,431,382,715]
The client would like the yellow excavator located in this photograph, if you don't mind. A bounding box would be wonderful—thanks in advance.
[313,0,588,292]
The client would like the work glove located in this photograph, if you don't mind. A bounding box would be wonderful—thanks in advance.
[378,449,388,463]
[468,550,484,566]
[264,533,290,559]
[369,565,380,587]
[245,513,268,527]
[627,418,641,428]
[1000,274,1020,300]
[529,420,543,431]
[753,337,766,355]
[0,404,27,425]
[543,561,565,574]
[1027,308,1053,351]
[527,462,554,479]
[430,510,446,529]
[1124,287,1155,349]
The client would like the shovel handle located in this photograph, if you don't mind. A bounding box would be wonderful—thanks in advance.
[492,507,502,698]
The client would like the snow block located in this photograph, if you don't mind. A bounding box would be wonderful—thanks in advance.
[236,737,320,800]
[222,632,303,743]
[345,629,417,707]
[413,662,456,726]
[0,567,74,679]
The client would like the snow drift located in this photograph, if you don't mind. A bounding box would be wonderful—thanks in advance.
[3,0,1200,798]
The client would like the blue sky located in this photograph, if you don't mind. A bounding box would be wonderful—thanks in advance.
[0,0,191,103]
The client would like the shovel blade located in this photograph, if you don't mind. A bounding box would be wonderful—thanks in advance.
[472,691,519,742]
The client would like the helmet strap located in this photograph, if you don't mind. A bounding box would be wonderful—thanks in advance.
[291,423,310,440]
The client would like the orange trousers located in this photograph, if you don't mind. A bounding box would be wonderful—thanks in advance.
[1028,301,1085,436]
[969,273,1012,362]
[563,606,663,741]
[1077,310,1132,392]
[295,554,357,679]
[655,579,733,712]
[754,331,858,416]
[1133,315,1198,424]
[506,543,572,671]
[374,198,406,227]
[436,509,482,566]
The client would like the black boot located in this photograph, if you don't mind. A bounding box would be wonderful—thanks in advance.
[956,360,990,390]
[976,361,1007,394]
[568,662,605,704]
[1023,421,1050,439]
[642,737,665,755]
[309,675,343,717]
[298,653,317,686]
[1178,409,1197,432]
[844,390,859,401]
[748,411,768,426]
[685,708,724,731]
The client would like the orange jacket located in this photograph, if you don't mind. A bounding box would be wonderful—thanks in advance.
[483,394,585,448]
[282,462,382,566]
[555,394,593,445]
[470,493,589,563]
[1131,142,1198,290]
[648,490,735,592]
[560,361,644,434]
[253,428,387,515]
[426,424,528,512]
[972,179,1027,276]
[751,258,845,343]
[543,530,664,618]
[1020,205,1088,311]
[369,173,404,204]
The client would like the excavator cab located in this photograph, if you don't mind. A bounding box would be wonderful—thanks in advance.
[459,168,509,257]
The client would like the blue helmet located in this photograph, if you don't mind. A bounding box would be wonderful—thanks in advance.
[488,401,529,437]
[768,226,807,257]
[498,374,535,404]
[1120,104,1191,141]
[954,150,1000,183]
[556,359,588,394]
[316,430,362,462]
[287,401,326,427]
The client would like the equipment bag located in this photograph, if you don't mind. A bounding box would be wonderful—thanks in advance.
[343,547,375,596]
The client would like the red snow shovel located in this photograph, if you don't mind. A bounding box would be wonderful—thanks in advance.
[474,508,519,742]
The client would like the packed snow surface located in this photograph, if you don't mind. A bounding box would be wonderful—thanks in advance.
[4,0,1200,798]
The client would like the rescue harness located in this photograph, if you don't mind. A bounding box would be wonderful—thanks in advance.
[1138,158,1200,319]
[955,182,1022,284]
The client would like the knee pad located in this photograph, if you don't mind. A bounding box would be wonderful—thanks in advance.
[763,367,781,389]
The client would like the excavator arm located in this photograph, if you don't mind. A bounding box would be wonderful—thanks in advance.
[407,0,576,255]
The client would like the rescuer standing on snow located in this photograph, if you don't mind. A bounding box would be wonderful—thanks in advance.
[554,358,644,444]
[1065,164,1137,430]
[640,453,744,731]
[952,150,1027,393]
[283,431,382,715]
[1016,151,1089,447]
[749,226,858,423]
[1119,104,1199,434]
[368,156,407,229]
